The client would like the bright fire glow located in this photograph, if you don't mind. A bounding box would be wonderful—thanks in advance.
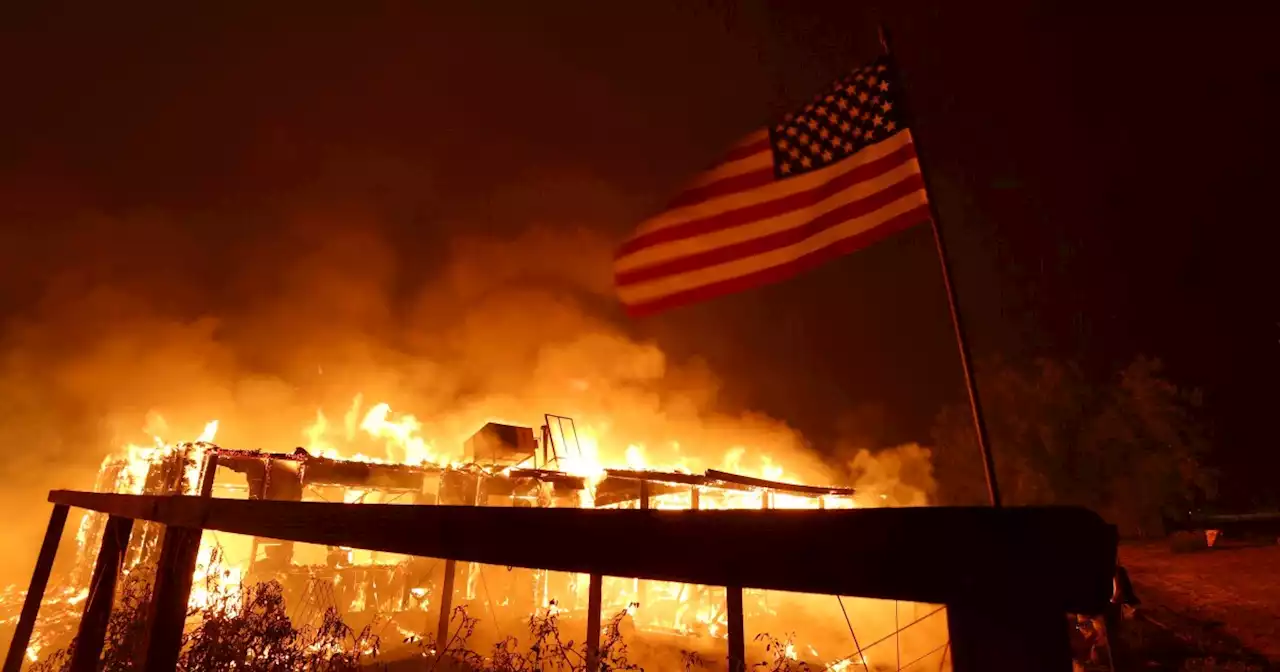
[11,393,947,671]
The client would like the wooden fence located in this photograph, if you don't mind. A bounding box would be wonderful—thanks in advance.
[5,490,1116,672]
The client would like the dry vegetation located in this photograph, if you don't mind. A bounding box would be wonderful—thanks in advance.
[1117,542,1279,669]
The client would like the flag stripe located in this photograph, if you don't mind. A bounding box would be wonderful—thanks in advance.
[614,56,928,316]
[686,147,773,188]
[618,178,926,293]
[666,166,775,210]
[621,204,931,316]
[624,130,915,245]
[619,134,917,259]
[721,135,771,162]
[616,158,925,274]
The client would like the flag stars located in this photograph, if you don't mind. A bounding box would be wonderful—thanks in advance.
[768,59,905,177]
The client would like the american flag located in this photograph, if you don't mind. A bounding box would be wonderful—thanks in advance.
[615,56,931,316]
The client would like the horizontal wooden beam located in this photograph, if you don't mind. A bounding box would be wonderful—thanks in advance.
[48,490,1116,613]
[703,469,855,496]
[604,468,855,497]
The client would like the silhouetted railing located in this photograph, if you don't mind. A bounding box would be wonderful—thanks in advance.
[7,490,1116,672]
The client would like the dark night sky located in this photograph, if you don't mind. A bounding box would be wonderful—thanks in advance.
[1,3,1277,503]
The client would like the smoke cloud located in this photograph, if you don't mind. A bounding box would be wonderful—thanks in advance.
[0,162,934,586]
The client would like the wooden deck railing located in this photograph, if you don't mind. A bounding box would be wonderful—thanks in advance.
[6,491,1117,672]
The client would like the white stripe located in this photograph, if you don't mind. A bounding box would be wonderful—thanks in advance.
[617,158,923,274]
[634,130,914,238]
[686,148,772,188]
[618,187,928,306]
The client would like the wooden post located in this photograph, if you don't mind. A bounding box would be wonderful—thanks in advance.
[686,487,701,634]
[761,491,771,510]
[435,559,457,651]
[198,452,218,497]
[637,481,650,613]
[584,573,603,671]
[726,585,745,672]
[3,505,69,672]
[143,526,203,672]
[946,602,1072,672]
[142,452,219,672]
[70,515,133,672]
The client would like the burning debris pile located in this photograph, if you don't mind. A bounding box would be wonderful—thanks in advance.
[5,402,950,671]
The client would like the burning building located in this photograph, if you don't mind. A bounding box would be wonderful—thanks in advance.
[10,406,963,671]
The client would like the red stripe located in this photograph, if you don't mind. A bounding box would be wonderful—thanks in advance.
[616,173,925,286]
[623,205,931,317]
[617,141,918,259]
[721,137,771,162]
[666,166,774,210]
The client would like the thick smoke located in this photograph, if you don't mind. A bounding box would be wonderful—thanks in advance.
[0,174,934,585]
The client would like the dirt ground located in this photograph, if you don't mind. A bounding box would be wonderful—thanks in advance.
[1119,540,1280,668]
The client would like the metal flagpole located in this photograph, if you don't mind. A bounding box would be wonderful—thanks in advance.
[878,25,1003,507]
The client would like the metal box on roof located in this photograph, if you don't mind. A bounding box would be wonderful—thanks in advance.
[464,422,537,466]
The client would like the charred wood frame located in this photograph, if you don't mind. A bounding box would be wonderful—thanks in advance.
[8,485,1116,672]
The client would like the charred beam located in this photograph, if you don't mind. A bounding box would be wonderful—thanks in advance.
[436,559,457,652]
[70,515,133,672]
[584,574,603,672]
[703,469,854,497]
[3,505,69,672]
[593,478,687,508]
[145,527,202,672]
[47,490,1117,613]
[726,586,745,672]
[604,468,711,487]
